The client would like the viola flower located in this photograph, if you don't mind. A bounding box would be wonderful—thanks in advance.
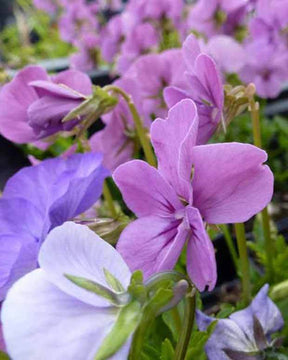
[164,34,224,144]
[0,66,92,143]
[188,0,249,38]
[0,153,109,300]
[239,40,288,98]
[113,99,273,291]
[2,222,132,360]
[125,49,187,118]
[90,78,147,171]
[197,284,284,359]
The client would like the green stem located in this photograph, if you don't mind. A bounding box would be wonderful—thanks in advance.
[234,223,251,305]
[171,306,182,335]
[220,224,238,271]
[103,181,117,219]
[174,293,196,360]
[249,96,274,282]
[104,85,157,167]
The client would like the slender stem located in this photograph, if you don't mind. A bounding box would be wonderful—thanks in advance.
[104,85,157,167]
[220,224,238,271]
[171,306,182,335]
[103,181,117,219]
[249,96,274,282]
[234,223,251,305]
[174,292,196,360]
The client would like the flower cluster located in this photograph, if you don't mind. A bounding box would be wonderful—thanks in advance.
[0,0,287,359]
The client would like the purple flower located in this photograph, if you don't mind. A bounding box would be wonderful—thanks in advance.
[113,99,273,291]
[0,66,92,143]
[239,40,288,98]
[0,153,109,300]
[2,222,132,360]
[188,0,249,38]
[59,1,99,46]
[33,0,59,14]
[164,34,224,144]
[124,49,187,118]
[90,78,147,171]
[197,284,284,359]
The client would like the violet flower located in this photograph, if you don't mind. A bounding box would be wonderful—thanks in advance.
[0,66,92,143]
[2,222,132,360]
[239,40,288,98]
[188,0,249,38]
[197,284,284,360]
[0,153,109,300]
[164,34,224,144]
[125,49,187,118]
[113,99,273,291]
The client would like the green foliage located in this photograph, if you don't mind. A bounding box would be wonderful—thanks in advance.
[95,301,142,360]
[0,352,10,360]
[0,1,73,68]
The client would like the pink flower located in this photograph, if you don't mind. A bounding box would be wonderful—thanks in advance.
[113,100,273,291]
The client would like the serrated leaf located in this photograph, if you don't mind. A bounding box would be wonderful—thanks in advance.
[103,268,125,292]
[95,301,142,360]
[160,339,175,360]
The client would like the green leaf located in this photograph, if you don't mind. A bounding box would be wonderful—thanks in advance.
[65,274,129,306]
[185,321,217,359]
[95,301,142,360]
[160,339,175,360]
[103,268,125,292]
[0,351,10,360]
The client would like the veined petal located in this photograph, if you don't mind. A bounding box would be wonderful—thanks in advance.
[39,222,132,307]
[29,81,86,100]
[0,66,48,143]
[113,160,182,217]
[186,207,217,291]
[117,216,184,279]
[192,143,274,224]
[182,34,201,73]
[2,269,127,360]
[52,69,92,96]
[163,86,188,108]
[151,100,198,201]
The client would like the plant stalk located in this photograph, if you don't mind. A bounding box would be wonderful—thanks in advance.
[103,181,117,219]
[104,85,157,167]
[249,96,274,282]
[234,223,251,305]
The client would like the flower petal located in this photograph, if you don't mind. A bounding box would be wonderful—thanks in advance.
[117,216,185,279]
[182,34,201,73]
[52,69,92,96]
[151,99,198,200]
[163,86,188,108]
[2,269,129,360]
[39,222,131,307]
[192,143,274,224]
[0,66,48,143]
[113,160,182,217]
[186,207,217,291]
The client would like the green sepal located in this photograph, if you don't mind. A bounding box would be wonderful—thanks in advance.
[65,274,130,306]
[128,271,147,304]
[94,301,142,360]
[103,268,125,293]
[62,86,118,123]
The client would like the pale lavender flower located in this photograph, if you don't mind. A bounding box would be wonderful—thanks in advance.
[0,66,92,143]
[197,284,284,360]
[2,222,132,360]
[0,153,109,300]
[113,99,273,291]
